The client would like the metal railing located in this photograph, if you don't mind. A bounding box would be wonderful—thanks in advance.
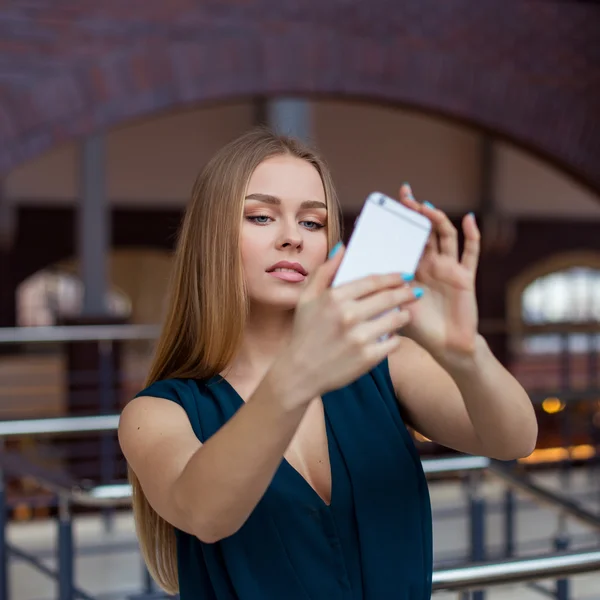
[0,415,120,437]
[1,415,600,599]
[0,414,142,600]
[489,462,600,533]
[1,322,599,449]
[433,550,600,592]
[2,321,599,400]
[0,324,160,344]
[2,324,600,599]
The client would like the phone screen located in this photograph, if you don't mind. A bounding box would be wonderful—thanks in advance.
[332,192,431,288]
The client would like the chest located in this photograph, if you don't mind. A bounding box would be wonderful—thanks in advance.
[227,375,332,505]
[284,397,332,505]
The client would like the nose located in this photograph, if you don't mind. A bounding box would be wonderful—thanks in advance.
[276,219,303,251]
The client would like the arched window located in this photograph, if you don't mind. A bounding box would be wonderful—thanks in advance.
[520,267,600,354]
[17,269,131,327]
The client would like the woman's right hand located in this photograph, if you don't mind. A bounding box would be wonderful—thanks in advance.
[275,245,422,402]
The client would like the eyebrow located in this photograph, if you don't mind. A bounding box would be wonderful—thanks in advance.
[245,193,327,211]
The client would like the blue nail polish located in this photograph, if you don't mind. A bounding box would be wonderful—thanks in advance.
[413,287,424,299]
[401,273,414,282]
[423,201,435,209]
[468,211,475,218]
[328,242,342,259]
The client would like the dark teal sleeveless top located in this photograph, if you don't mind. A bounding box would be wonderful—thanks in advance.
[136,360,432,600]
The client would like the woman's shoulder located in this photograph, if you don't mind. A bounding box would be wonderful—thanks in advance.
[134,377,212,405]
[132,375,236,443]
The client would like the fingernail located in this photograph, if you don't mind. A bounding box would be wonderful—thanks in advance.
[468,211,475,219]
[328,242,342,259]
[413,287,424,299]
[401,273,414,282]
[423,201,435,209]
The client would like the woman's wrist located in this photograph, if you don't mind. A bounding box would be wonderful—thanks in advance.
[432,334,490,382]
[263,351,319,412]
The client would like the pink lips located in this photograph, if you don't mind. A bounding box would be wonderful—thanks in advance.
[266,261,308,283]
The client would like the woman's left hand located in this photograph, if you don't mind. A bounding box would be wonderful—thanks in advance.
[398,183,481,362]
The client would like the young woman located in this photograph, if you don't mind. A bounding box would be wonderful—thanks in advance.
[119,128,538,600]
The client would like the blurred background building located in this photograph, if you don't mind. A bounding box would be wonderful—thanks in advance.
[0,1,599,599]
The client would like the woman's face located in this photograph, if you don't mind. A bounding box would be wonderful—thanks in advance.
[241,154,329,311]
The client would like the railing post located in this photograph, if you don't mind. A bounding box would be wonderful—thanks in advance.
[58,495,74,600]
[0,439,8,600]
[143,562,154,594]
[99,339,116,532]
[465,470,486,600]
[503,487,516,558]
[558,333,574,489]
[554,512,570,600]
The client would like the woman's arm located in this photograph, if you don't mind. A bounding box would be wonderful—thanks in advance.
[119,366,312,544]
[388,336,538,461]
[384,185,537,461]
[119,259,419,544]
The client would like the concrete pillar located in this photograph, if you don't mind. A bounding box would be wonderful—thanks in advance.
[256,98,313,142]
[67,135,123,483]
[0,183,16,328]
[0,183,15,251]
[79,134,110,316]
[476,135,511,366]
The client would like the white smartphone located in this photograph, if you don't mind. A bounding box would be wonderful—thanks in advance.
[332,191,432,288]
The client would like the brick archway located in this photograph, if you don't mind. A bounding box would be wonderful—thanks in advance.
[0,0,598,193]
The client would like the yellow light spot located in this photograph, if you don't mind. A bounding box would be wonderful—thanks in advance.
[518,444,595,464]
[542,397,565,414]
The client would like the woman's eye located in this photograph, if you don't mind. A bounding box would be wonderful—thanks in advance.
[301,220,324,230]
[246,215,324,229]
[247,215,272,225]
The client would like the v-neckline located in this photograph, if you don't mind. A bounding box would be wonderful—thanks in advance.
[210,375,334,509]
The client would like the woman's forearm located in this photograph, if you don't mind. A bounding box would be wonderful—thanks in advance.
[437,335,538,460]
[173,361,313,543]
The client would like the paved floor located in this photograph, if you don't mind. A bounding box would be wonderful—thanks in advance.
[7,469,600,600]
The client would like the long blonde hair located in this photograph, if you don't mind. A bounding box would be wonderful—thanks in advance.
[129,127,342,593]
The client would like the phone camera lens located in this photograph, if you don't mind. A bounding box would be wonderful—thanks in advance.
[378,196,385,206]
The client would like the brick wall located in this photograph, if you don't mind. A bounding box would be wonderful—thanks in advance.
[0,0,598,193]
